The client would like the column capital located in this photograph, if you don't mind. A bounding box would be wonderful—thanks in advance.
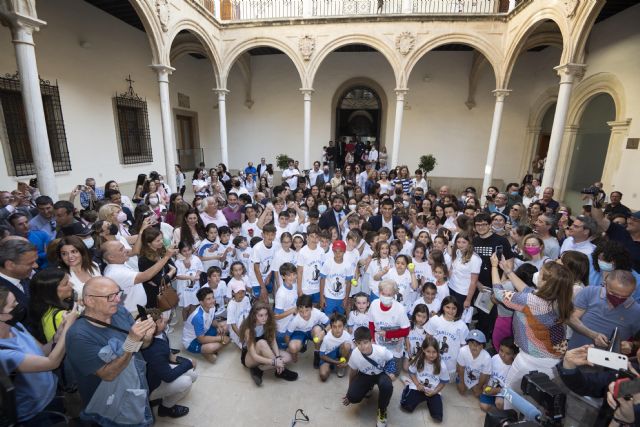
[299,88,314,96]
[214,88,230,97]
[554,63,586,83]
[395,88,409,98]
[149,64,175,82]
[0,0,46,34]
[492,88,511,100]
[607,119,632,132]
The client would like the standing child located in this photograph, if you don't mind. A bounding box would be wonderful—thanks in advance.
[412,242,434,285]
[432,263,451,303]
[274,263,299,349]
[347,292,370,334]
[381,254,419,313]
[456,329,492,397]
[233,235,252,276]
[343,326,394,427]
[425,296,469,375]
[368,241,393,301]
[203,266,228,317]
[320,240,353,316]
[175,242,204,321]
[286,295,330,368]
[400,336,449,422]
[411,282,441,318]
[227,279,252,348]
[214,226,235,281]
[480,337,517,412]
[296,225,324,305]
[226,261,251,300]
[404,304,429,371]
[271,232,295,293]
[319,313,353,381]
[197,224,219,273]
[250,224,277,301]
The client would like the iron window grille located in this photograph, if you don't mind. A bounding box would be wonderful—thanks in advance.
[113,76,153,165]
[0,72,72,176]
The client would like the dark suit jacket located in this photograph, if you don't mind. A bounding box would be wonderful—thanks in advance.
[319,209,341,232]
[368,215,402,232]
[256,163,268,179]
[0,275,30,307]
[141,335,193,393]
[315,174,331,188]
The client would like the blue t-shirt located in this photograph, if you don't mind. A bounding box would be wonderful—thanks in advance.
[0,323,57,421]
[569,286,640,349]
[65,305,138,405]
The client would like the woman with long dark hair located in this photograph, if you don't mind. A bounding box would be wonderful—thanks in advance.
[28,268,75,344]
[56,235,101,296]
[172,207,206,247]
[138,227,177,309]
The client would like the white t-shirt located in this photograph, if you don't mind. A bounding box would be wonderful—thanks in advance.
[297,245,325,295]
[241,220,262,239]
[249,241,275,285]
[69,264,101,296]
[103,263,146,313]
[411,297,442,318]
[367,257,392,297]
[282,168,300,190]
[274,284,298,333]
[407,324,428,358]
[235,247,252,275]
[382,268,417,312]
[449,253,482,295]
[287,308,329,334]
[214,240,234,278]
[197,238,220,272]
[488,354,511,389]
[320,257,354,300]
[182,305,215,348]
[456,345,492,389]
[320,330,353,355]
[369,300,411,358]
[434,281,450,302]
[227,296,251,347]
[175,256,204,308]
[348,344,393,375]
[408,360,449,393]
[202,281,228,311]
[425,315,469,373]
[413,260,434,284]
[271,248,296,289]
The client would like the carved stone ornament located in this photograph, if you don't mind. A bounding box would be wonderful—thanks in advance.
[299,35,315,61]
[156,0,170,32]
[564,0,579,18]
[396,32,415,56]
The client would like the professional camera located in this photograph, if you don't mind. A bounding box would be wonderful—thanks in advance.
[521,371,566,421]
[580,186,600,195]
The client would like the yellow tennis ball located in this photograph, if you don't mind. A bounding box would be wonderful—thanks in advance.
[351,279,358,286]
[339,357,347,363]
[484,386,492,393]
[313,336,319,343]
[408,263,415,271]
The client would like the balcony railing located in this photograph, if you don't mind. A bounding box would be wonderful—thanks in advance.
[230,0,303,20]
[413,0,496,14]
[313,0,402,17]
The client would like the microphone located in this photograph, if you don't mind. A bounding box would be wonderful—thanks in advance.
[502,388,542,421]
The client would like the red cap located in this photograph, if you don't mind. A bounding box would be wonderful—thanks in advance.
[332,240,347,252]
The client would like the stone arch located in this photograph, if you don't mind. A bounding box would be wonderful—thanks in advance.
[566,72,626,126]
[220,38,305,89]
[502,12,568,88]
[404,34,502,90]
[308,35,400,89]
[128,0,164,64]
[165,20,222,87]
[330,77,389,150]
[517,86,558,178]
[566,1,606,65]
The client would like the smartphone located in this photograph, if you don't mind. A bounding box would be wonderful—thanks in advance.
[136,304,148,321]
[587,347,628,371]
[495,245,504,259]
[614,378,640,399]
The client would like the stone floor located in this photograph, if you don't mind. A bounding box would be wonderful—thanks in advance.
[155,317,487,427]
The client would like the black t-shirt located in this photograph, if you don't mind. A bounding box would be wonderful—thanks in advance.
[607,222,640,273]
[604,203,631,218]
[473,233,514,287]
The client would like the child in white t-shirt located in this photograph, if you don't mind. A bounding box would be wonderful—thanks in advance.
[411,282,441,318]
[432,263,451,303]
[368,240,393,301]
[274,262,299,349]
[425,296,469,375]
[215,226,235,280]
[456,329,492,398]
[227,279,252,348]
[271,232,296,293]
[381,254,419,313]
[197,224,220,272]
[202,266,228,317]
[296,224,324,304]
[319,313,352,381]
[480,337,517,412]
[400,336,449,422]
[286,294,330,367]
[347,292,370,334]
[175,243,204,321]
[412,242,433,285]
[404,303,429,371]
[320,240,354,316]
[233,236,252,276]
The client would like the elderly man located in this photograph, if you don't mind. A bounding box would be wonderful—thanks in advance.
[604,191,631,218]
[0,238,38,307]
[534,213,561,259]
[65,277,156,426]
[199,197,228,228]
[102,241,175,314]
[568,270,640,350]
[487,192,509,215]
[540,187,559,214]
[78,177,105,209]
[0,190,31,228]
[29,195,57,240]
[8,212,50,269]
[437,185,450,202]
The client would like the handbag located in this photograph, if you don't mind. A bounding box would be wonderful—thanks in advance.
[157,277,179,311]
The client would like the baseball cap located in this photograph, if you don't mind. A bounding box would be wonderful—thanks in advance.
[466,329,487,344]
[332,240,347,252]
[230,280,247,294]
[631,211,640,220]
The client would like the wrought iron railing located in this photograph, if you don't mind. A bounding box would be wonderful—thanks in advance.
[230,0,304,20]
[412,0,496,14]
[313,0,402,17]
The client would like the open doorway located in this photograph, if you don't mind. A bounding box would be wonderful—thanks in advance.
[335,86,381,167]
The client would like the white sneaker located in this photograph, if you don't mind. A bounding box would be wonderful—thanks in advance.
[376,408,387,427]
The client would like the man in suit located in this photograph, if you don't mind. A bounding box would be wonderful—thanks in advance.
[319,195,347,238]
[315,164,332,189]
[368,198,402,233]
[0,238,38,307]
[142,308,197,418]
[257,157,268,179]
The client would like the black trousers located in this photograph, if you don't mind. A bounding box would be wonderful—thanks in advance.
[346,372,393,411]
[400,386,443,421]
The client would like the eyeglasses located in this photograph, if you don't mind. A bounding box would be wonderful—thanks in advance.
[86,289,123,302]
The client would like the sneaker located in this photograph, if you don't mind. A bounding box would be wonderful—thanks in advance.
[336,366,346,378]
[313,351,320,369]
[158,404,189,418]
[376,408,387,427]
[275,368,299,381]
[250,367,263,386]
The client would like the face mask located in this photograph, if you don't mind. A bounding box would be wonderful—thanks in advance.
[83,237,94,249]
[149,197,159,206]
[598,260,615,272]
[108,224,119,235]
[403,201,410,208]
[524,247,542,256]
[318,205,327,214]
[116,211,127,223]
[228,203,237,209]
[379,295,394,306]
[532,272,540,287]
[492,226,505,233]
[510,191,519,196]
[606,292,627,308]
[348,204,357,211]
[1,303,27,327]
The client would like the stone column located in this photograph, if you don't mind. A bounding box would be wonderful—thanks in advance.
[301,89,313,170]
[541,63,586,190]
[391,89,408,168]
[481,89,511,198]
[3,11,58,199]
[215,89,230,166]
[150,64,177,189]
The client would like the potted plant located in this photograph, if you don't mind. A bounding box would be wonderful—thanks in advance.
[418,154,437,175]
[276,154,293,171]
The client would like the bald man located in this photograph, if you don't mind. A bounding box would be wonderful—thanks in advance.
[65,277,156,419]
[102,240,175,314]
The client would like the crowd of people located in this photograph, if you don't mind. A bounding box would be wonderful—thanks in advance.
[0,154,639,427]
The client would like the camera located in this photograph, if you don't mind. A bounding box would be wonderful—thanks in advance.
[521,371,566,421]
[580,186,600,195]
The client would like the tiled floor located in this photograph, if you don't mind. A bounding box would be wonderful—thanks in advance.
[155,319,487,427]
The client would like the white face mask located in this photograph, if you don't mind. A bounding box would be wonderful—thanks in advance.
[116,211,127,223]
[318,205,327,214]
[83,237,94,249]
[403,201,410,208]
[379,295,394,306]
[149,197,159,206]
[348,204,357,211]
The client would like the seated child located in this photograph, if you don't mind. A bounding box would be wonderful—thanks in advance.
[479,337,517,412]
[182,287,229,363]
[319,313,352,381]
[456,329,491,397]
[202,266,228,317]
[286,294,329,367]
[274,262,299,349]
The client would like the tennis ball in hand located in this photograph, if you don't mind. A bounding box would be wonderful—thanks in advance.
[484,386,492,393]
[351,279,358,286]
[339,357,347,363]
[408,263,415,271]
[313,336,319,344]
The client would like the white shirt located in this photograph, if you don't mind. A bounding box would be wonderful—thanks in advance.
[249,241,276,285]
[369,300,411,358]
[560,237,596,257]
[287,308,329,333]
[274,283,298,333]
[348,344,393,375]
[103,263,147,313]
[456,345,492,389]
[320,330,353,354]
[282,168,300,190]
[308,168,323,186]
[489,354,511,389]
[367,257,392,297]
[68,264,101,296]
[411,296,441,318]
[448,253,482,295]
[241,220,262,239]
[407,324,428,358]
[408,360,449,393]
[347,310,370,332]
[182,305,215,348]
[425,315,469,373]
[411,177,428,193]
[271,249,296,289]
[297,245,325,295]
[320,257,354,300]
[227,296,251,328]
[382,268,417,312]
[200,211,228,228]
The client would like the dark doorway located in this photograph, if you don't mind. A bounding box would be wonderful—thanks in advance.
[335,86,381,148]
